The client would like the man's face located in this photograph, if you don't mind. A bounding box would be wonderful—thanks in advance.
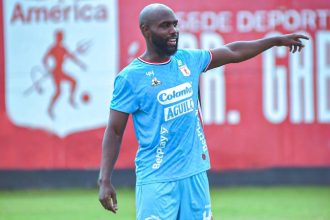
[148,13,179,56]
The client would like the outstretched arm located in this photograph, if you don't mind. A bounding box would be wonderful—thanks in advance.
[207,33,309,70]
[98,109,129,214]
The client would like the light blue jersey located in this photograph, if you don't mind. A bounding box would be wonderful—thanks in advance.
[110,49,212,185]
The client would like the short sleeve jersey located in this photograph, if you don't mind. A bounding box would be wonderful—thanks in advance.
[111,49,212,185]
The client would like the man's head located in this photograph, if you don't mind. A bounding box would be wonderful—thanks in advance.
[139,4,179,57]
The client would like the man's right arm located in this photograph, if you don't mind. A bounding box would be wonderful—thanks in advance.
[206,34,308,70]
[98,109,129,214]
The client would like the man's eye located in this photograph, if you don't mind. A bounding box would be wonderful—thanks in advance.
[160,23,167,28]
[160,22,178,28]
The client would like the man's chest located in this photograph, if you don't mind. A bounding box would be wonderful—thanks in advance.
[135,63,199,121]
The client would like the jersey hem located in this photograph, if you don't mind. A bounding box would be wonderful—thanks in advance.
[110,107,131,114]
[135,166,211,186]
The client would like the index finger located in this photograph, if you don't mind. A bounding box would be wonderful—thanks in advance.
[296,34,309,40]
[99,196,117,213]
[112,193,118,210]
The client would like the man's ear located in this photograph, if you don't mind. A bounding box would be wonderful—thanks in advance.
[140,24,150,38]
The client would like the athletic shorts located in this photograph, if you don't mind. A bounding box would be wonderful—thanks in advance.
[136,171,212,220]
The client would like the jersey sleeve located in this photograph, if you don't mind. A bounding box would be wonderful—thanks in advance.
[188,49,212,73]
[110,75,139,113]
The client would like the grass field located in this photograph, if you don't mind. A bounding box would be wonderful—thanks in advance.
[1,186,329,220]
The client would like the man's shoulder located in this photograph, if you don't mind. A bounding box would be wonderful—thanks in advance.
[118,59,146,78]
[176,48,202,53]
[174,49,207,59]
[116,59,149,86]
[173,49,210,65]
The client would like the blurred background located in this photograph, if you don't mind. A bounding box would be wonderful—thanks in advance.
[0,0,330,219]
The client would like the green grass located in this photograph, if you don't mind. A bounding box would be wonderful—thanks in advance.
[0,187,329,220]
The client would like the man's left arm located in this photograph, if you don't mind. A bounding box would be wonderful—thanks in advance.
[207,34,309,70]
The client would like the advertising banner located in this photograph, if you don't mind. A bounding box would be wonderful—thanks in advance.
[0,0,329,170]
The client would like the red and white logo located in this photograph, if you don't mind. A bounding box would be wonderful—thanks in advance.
[177,60,191,76]
[4,0,119,137]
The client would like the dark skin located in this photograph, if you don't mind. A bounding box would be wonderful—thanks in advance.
[98,3,309,214]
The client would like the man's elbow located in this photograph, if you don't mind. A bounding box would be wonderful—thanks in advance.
[107,125,124,140]
[231,52,250,63]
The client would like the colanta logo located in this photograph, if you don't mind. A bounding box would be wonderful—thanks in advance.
[157,82,193,105]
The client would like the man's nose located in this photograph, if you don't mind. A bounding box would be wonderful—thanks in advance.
[169,25,178,35]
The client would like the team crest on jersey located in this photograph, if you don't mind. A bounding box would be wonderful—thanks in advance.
[178,60,190,77]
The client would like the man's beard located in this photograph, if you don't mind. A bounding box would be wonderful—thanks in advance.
[151,34,179,56]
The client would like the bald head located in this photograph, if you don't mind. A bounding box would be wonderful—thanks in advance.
[138,3,179,58]
[139,3,175,28]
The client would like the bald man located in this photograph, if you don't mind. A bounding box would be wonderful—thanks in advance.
[98,3,308,220]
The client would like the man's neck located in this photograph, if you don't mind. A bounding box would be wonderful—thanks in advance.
[140,51,171,63]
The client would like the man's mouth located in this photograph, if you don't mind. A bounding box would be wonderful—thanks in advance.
[167,38,177,46]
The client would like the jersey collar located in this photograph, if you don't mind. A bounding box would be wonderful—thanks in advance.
[137,56,171,65]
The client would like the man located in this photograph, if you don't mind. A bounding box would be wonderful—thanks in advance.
[98,3,308,220]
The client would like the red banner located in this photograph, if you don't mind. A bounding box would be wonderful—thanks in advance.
[0,0,329,170]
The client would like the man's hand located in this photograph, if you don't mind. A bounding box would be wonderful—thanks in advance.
[278,34,309,53]
[98,180,118,213]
